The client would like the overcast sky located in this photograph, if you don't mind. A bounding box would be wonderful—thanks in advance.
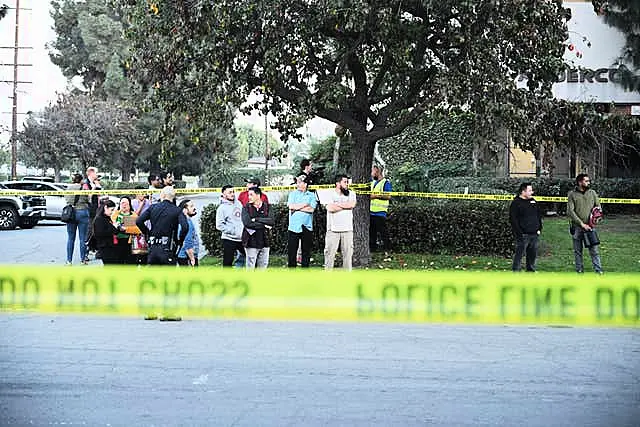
[0,0,333,148]
[0,0,66,146]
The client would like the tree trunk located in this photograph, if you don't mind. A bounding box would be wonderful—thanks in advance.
[54,168,61,182]
[332,136,341,170]
[350,135,375,268]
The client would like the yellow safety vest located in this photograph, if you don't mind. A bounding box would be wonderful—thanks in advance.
[370,179,390,213]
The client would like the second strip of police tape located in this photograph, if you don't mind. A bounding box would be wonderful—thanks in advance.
[3,183,639,204]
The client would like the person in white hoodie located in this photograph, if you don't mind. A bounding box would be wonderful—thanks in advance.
[216,185,245,267]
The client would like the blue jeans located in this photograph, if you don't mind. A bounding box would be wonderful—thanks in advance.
[572,227,603,273]
[66,208,89,263]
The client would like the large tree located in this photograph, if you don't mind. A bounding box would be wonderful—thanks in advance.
[118,0,569,265]
[19,94,141,179]
[49,0,131,97]
[591,0,640,92]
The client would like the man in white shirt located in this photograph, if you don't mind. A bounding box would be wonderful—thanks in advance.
[323,174,357,270]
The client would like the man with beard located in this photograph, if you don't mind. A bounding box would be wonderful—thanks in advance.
[177,199,199,267]
[567,173,603,274]
[216,185,245,267]
[323,174,356,270]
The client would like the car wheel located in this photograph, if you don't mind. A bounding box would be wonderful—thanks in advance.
[0,206,18,230]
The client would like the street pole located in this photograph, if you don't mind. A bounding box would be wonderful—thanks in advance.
[10,0,21,180]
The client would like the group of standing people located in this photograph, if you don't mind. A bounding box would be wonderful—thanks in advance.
[509,173,604,274]
[215,160,393,271]
[65,168,199,268]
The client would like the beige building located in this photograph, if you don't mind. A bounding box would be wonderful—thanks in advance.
[509,0,640,179]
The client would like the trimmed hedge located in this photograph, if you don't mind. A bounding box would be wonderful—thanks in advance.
[201,199,513,258]
[429,177,640,214]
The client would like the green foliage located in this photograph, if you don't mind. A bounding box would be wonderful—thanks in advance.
[117,0,569,159]
[17,94,140,178]
[302,135,353,185]
[204,168,292,188]
[430,176,640,214]
[201,199,512,257]
[49,0,131,97]
[0,144,10,166]
[592,1,640,74]
[235,123,281,162]
[379,113,475,173]
[391,161,469,193]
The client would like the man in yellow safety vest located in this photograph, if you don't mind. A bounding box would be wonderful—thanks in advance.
[370,164,392,253]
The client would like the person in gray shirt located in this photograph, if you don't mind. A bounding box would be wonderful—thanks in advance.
[216,185,245,267]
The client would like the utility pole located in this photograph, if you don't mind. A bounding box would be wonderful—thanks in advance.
[0,0,33,179]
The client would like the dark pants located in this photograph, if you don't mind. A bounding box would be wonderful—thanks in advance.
[115,238,132,264]
[512,234,539,272]
[100,246,120,265]
[222,239,245,267]
[369,215,390,251]
[177,257,199,267]
[288,226,313,268]
[148,243,176,266]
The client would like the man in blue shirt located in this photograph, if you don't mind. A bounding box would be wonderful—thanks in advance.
[177,199,199,267]
[287,174,317,267]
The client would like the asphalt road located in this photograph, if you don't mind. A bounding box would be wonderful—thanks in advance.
[1,194,639,426]
[1,315,638,427]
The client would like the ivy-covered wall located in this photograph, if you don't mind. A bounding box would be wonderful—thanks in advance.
[378,113,476,173]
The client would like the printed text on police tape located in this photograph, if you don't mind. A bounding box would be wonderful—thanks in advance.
[1,274,638,325]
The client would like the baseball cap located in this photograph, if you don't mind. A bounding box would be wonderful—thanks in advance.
[245,177,261,186]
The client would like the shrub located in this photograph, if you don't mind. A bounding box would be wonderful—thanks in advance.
[429,177,640,214]
[200,198,513,258]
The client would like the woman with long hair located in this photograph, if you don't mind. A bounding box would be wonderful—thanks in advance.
[65,173,90,265]
[92,199,124,265]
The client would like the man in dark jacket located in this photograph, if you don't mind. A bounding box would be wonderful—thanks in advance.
[241,187,274,269]
[509,182,542,272]
[136,186,189,266]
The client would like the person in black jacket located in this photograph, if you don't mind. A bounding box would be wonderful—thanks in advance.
[136,186,189,266]
[92,199,125,265]
[509,182,543,272]
[241,187,275,269]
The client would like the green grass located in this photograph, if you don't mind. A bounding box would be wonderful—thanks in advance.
[201,215,640,272]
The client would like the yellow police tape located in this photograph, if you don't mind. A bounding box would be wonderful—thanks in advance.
[353,190,640,204]
[3,184,638,204]
[1,183,360,197]
[1,266,638,327]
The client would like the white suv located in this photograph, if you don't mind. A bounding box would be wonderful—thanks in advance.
[0,183,47,230]
[1,180,69,220]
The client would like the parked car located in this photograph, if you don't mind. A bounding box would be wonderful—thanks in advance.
[1,180,119,220]
[22,176,55,183]
[0,183,46,230]
[2,180,70,220]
